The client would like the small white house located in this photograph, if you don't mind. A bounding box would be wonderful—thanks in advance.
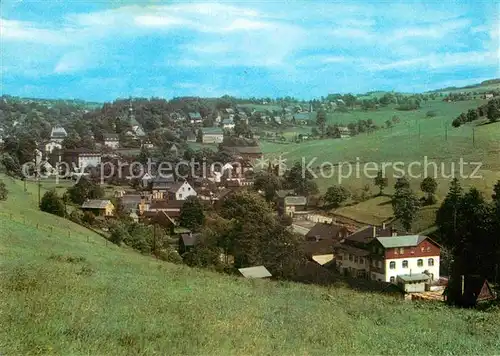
[45,141,62,154]
[103,133,120,149]
[167,181,197,201]
[222,119,235,130]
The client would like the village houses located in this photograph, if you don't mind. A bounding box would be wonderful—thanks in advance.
[167,181,197,201]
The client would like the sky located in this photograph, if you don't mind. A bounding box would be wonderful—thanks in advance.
[1,0,499,102]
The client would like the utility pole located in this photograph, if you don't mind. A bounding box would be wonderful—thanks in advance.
[445,124,448,142]
[472,127,476,148]
[153,223,157,258]
[37,175,41,207]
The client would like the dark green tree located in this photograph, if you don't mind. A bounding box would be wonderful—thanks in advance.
[420,177,438,205]
[253,171,283,202]
[284,161,319,196]
[466,109,478,122]
[179,196,205,231]
[316,109,327,136]
[486,98,500,123]
[324,185,350,208]
[1,153,23,177]
[39,190,66,217]
[394,176,410,191]
[374,170,388,195]
[66,177,105,205]
[435,178,463,249]
[109,223,130,246]
[392,186,420,231]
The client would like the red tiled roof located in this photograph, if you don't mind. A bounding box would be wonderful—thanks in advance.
[305,223,348,241]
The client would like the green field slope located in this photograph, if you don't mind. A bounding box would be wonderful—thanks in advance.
[262,98,500,198]
[1,177,500,355]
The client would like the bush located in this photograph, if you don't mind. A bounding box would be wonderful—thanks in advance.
[82,211,96,226]
[40,190,66,217]
[68,210,83,224]
[426,111,437,118]
[109,223,129,246]
[157,248,183,264]
[452,118,462,128]
[0,179,8,201]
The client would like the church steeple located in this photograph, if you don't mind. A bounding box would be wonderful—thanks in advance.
[128,98,135,122]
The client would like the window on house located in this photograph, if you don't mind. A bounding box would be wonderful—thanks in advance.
[179,194,183,199]
[349,254,353,262]
[389,261,396,269]
[421,247,425,252]
[354,257,358,263]
[402,260,408,268]
[428,258,434,266]
[426,246,431,252]
[411,248,415,255]
[390,276,395,283]
[359,258,364,264]
[417,259,423,267]
[399,248,404,254]
[394,249,398,255]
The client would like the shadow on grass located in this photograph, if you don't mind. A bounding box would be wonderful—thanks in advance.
[377,200,393,207]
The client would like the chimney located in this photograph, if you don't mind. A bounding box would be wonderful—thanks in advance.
[372,226,376,238]
[382,222,386,230]
[391,228,397,237]
[189,232,193,238]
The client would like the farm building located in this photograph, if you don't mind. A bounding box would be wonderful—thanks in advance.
[202,128,224,144]
[81,199,115,217]
[396,273,430,293]
[238,266,272,279]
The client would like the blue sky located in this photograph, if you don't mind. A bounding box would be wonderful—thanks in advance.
[1,0,499,101]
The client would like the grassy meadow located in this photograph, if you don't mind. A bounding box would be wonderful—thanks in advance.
[261,97,500,200]
[1,176,500,355]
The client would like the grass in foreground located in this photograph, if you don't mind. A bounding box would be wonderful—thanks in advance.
[1,177,500,355]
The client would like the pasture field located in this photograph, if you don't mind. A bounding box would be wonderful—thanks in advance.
[430,81,500,95]
[261,98,500,200]
[1,176,500,355]
[333,196,394,226]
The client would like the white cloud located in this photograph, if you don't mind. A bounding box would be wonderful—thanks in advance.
[0,18,70,45]
[133,15,188,28]
[54,51,91,74]
[368,51,498,71]
[329,27,374,40]
[391,19,470,40]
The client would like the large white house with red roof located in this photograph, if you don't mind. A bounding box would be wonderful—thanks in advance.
[368,235,440,283]
[335,224,440,283]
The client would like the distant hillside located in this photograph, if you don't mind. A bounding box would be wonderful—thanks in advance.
[428,78,500,94]
[1,175,500,354]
